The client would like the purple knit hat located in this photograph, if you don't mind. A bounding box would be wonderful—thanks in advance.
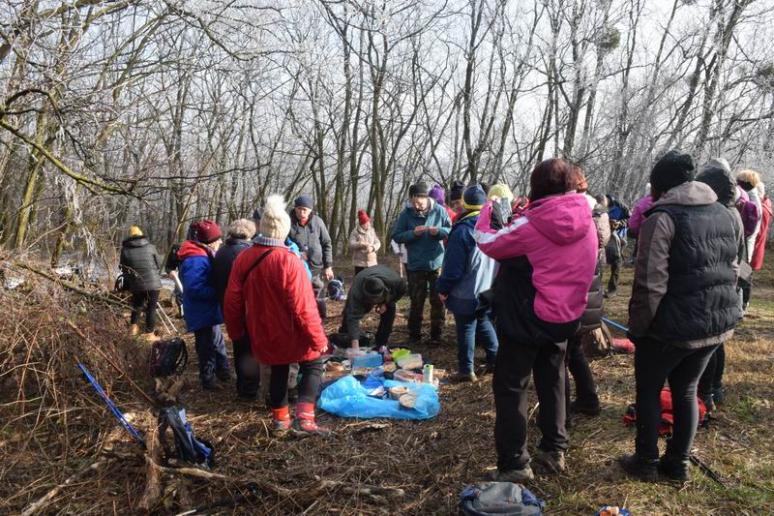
[429,184,446,206]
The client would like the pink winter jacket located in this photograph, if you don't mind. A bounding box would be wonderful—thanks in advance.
[628,194,654,238]
[474,193,598,324]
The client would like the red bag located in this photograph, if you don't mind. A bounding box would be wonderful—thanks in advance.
[623,388,707,435]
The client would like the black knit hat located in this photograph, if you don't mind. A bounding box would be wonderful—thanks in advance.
[362,276,387,304]
[449,180,465,201]
[650,150,695,194]
[294,194,314,209]
[412,181,430,197]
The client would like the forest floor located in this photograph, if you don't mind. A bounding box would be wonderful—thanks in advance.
[1,253,773,515]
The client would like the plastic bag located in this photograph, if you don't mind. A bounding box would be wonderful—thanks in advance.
[319,375,440,420]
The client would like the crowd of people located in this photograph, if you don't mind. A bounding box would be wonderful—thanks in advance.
[117,152,770,481]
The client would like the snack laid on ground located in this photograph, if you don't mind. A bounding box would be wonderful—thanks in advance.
[351,367,372,377]
[326,362,346,373]
[388,385,409,399]
[383,362,397,374]
[398,392,418,409]
[396,353,423,370]
[393,369,421,383]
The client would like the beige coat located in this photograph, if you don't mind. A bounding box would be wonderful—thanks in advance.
[349,225,381,267]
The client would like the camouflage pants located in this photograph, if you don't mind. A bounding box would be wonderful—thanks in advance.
[407,269,445,340]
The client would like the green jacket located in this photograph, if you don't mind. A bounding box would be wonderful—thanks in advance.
[390,200,451,272]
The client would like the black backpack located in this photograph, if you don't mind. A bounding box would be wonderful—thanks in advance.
[158,406,215,468]
[149,337,188,377]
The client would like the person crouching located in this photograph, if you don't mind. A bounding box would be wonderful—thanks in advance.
[224,195,330,436]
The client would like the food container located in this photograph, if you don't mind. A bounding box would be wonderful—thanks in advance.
[398,392,418,409]
[396,353,423,370]
[393,369,420,383]
[388,386,409,399]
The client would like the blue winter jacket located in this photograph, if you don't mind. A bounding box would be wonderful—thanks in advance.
[390,200,451,272]
[177,240,223,332]
[436,213,497,315]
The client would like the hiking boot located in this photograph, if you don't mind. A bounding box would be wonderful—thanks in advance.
[452,372,478,383]
[129,323,140,336]
[492,465,535,482]
[292,418,331,437]
[712,386,725,405]
[618,454,658,482]
[480,362,496,376]
[701,393,716,413]
[216,368,232,382]
[570,400,601,417]
[141,332,160,343]
[533,450,566,474]
[271,407,292,437]
[658,454,690,482]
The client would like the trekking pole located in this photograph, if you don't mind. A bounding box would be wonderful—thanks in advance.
[601,317,629,333]
[156,301,177,335]
[689,453,725,486]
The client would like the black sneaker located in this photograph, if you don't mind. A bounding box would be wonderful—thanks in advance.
[618,454,658,482]
[658,454,690,482]
[216,369,232,382]
[570,400,601,417]
[533,450,566,474]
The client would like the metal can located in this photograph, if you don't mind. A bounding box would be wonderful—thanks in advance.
[422,364,434,384]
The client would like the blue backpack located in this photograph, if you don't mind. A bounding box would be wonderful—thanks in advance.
[158,406,215,469]
[327,278,346,301]
[460,482,544,515]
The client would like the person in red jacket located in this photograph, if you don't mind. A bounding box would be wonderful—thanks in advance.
[224,195,330,436]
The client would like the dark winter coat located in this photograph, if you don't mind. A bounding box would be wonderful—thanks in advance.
[119,236,162,291]
[177,240,223,332]
[390,199,452,272]
[579,202,611,332]
[628,181,741,348]
[342,265,406,342]
[696,159,746,266]
[211,237,252,308]
[436,213,497,315]
[288,212,333,272]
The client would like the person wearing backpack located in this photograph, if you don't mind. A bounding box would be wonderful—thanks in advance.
[620,151,741,482]
[211,218,258,399]
[119,226,162,338]
[474,158,598,481]
[224,195,329,436]
[178,219,230,391]
[436,185,499,382]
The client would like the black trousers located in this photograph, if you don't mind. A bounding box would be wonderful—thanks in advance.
[233,337,260,399]
[698,343,725,399]
[634,339,717,460]
[607,260,621,293]
[565,331,599,415]
[407,269,445,340]
[130,290,160,332]
[493,335,568,472]
[269,358,324,408]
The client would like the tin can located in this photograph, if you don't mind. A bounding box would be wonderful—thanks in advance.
[422,364,434,384]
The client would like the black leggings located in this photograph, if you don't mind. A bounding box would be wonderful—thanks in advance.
[269,358,324,408]
[130,290,159,332]
[698,343,726,399]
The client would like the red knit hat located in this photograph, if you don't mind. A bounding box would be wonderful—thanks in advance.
[357,209,370,225]
[192,219,222,244]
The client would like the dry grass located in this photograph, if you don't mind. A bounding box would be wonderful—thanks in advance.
[1,253,772,514]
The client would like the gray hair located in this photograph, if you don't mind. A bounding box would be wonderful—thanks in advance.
[228,218,256,239]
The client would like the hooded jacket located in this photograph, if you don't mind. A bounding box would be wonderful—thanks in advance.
[436,212,498,315]
[628,181,740,348]
[119,236,162,291]
[211,237,252,307]
[390,198,452,272]
[349,224,381,268]
[474,193,598,343]
[288,211,333,272]
[177,240,223,332]
[223,241,328,365]
[342,265,406,342]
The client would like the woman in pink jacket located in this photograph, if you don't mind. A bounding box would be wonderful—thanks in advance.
[474,158,597,482]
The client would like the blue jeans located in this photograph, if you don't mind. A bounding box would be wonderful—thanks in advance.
[454,311,498,374]
[194,325,229,385]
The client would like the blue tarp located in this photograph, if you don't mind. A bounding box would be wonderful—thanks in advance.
[319,375,440,420]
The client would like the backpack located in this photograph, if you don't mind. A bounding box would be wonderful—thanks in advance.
[149,337,188,377]
[460,482,544,516]
[158,406,215,468]
[581,323,614,359]
[327,278,346,301]
[622,388,708,436]
[114,272,128,292]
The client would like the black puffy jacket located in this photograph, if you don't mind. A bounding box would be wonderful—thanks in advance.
[211,237,252,307]
[579,204,609,332]
[120,237,162,291]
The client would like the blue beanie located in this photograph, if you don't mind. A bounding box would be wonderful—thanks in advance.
[462,185,486,210]
[294,194,314,209]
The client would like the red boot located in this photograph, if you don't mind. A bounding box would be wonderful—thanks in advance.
[293,402,331,437]
[271,406,291,436]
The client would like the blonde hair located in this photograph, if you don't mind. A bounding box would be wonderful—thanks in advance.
[736,169,760,188]
[228,218,256,239]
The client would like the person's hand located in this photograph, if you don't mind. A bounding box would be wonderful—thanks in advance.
[374,304,388,315]
[438,293,448,302]
[413,225,427,236]
[428,226,439,236]
[324,267,334,281]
